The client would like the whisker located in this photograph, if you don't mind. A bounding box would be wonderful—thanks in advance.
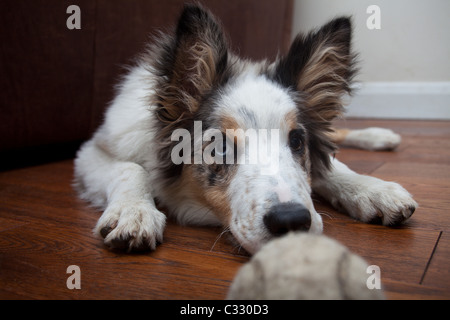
[232,242,243,255]
[317,210,334,220]
[210,226,231,252]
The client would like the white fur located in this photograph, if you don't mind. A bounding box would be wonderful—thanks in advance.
[75,64,415,253]
[273,175,293,203]
[341,127,401,151]
[312,157,417,225]
[75,66,167,250]
[216,75,323,253]
[218,74,298,128]
[227,146,323,254]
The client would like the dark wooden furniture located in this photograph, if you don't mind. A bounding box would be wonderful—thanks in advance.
[0,0,293,170]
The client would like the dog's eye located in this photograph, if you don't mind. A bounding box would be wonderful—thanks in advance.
[289,129,305,153]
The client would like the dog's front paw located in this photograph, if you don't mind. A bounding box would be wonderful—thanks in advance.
[336,178,417,226]
[95,200,166,251]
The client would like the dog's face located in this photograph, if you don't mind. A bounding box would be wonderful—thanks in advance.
[152,5,356,254]
[203,75,324,253]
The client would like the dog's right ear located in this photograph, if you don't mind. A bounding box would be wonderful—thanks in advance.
[273,17,357,178]
[154,4,229,125]
[274,17,357,122]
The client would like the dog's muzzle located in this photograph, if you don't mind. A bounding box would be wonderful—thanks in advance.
[263,202,311,236]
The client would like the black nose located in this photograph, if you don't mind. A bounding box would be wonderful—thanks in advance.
[264,203,311,236]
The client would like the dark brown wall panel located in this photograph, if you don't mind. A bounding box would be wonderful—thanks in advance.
[0,0,96,150]
[91,0,294,130]
[90,0,184,133]
[0,0,293,155]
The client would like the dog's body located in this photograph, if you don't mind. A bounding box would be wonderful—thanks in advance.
[74,5,417,254]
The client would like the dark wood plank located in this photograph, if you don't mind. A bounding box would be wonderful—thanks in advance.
[371,162,450,231]
[1,120,450,299]
[0,217,246,299]
[321,209,440,284]
[383,279,450,300]
[421,232,450,292]
[0,160,247,299]
[0,217,28,233]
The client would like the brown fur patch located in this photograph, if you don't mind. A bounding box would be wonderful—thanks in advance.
[328,128,350,144]
[203,188,232,224]
[284,110,299,132]
[179,165,233,225]
[221,115,240,132]
[298,41,353,121]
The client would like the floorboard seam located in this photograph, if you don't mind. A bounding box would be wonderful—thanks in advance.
[420,231,442,285]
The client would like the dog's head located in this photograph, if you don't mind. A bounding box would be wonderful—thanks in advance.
[151,4,356,254]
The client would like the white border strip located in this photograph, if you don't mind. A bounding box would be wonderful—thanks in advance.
[345,82,450,120]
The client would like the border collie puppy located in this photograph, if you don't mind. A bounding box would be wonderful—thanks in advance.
[74,4,417,254]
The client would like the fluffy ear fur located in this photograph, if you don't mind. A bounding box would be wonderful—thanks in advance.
[274,17,357,177]
[149,4,229,181]
[275,17,356,119]
[154,4,229,125]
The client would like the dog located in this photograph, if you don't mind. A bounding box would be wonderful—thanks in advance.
[74,4,417,254]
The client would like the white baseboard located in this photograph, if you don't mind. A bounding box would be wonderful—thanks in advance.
[345,82,450,120]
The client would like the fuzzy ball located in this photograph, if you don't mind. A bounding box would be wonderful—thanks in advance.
[227,233,385,300]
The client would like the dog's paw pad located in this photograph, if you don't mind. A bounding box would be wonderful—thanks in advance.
[100,223,116,239]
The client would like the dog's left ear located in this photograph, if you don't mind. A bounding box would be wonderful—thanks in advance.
[174,4,229,101]
[155,4,229,125]
[274,17,357,122]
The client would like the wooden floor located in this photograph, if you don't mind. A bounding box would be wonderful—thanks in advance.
[0,119,449,300]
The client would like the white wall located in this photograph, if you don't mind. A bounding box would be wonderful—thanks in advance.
[292,0,450,119]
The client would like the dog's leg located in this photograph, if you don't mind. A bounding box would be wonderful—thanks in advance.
[74,140,166,251]
[331,128,401,151]
[312,157,417,225]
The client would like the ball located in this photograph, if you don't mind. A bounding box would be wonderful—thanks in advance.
[227,233,385,300]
